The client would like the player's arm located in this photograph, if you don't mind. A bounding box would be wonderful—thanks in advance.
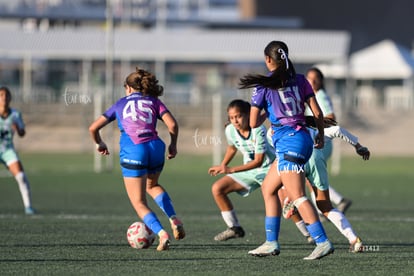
[13,124,25,137]
[227,152,265,173]
[13,113,26,137]
[325,125,358,146]
[324,126,370,160]
[256,112,267,127]
[208,145,237,176]
[324,112,336,121]
[250,106,263,128]
[89,115,110,155]
[161,111,179,160]
[306,96,324,149]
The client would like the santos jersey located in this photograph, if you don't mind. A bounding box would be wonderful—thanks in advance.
[225,124,275,168]
[251,74,314,128]
[103,92,169,146]
[304,88,334,117]
[0,108,25,152]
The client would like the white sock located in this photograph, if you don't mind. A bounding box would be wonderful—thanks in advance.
[310,192,323,215]
[295,220,310,237]
[221,210,240,228]
[15,172,32,208]
[327,208,358,244]
[329,186,343,205]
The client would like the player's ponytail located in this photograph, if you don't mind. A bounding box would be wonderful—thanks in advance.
[125,67,164,97]
[239,41,296,90]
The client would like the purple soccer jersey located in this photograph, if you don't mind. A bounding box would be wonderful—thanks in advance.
[251,74,315,128]
[103,92,169,145]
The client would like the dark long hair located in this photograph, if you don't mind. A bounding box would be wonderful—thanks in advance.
[306,67,325,90]
[239,41,296,90]
[0,86,11,101]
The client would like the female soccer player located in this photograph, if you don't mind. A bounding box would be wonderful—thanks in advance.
[89,67,185,251]
[282,120,370,253]
[0,86,35,215]
[208,99,275,241]
[239,40,334,260]
[305,67,352,213]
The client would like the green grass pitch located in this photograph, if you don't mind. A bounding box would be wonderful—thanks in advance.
[0,153,413,275]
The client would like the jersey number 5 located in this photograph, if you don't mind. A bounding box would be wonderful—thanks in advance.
[278,86,303,116]
[123,100,153,124]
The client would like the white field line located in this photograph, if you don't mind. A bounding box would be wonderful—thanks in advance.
[0,214,414,222]
[345,216,414,222]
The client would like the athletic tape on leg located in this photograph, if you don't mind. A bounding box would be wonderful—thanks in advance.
[293,196,308,208]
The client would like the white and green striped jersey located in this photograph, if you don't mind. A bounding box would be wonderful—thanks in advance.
[0,108,25,152]
[225,124,275,168]
[304,88,334,117]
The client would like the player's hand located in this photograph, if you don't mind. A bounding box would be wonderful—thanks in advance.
[96,142,109,155]
[323,117,337,127]
[208,165,228,176]
[167,144,177,159]
[314,132,324,149]
[208,166,219,176]
[356,146,370,160]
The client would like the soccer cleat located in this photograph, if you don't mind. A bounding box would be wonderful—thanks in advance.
[25,207,36,215]
[282,200,297,219]
[170,217,185,240]
[337,198,352,214]
[303,240,334,260]
[214,226,245,241]
[248,241,280,257]
[156,231,170,251]
[349,237,363,253]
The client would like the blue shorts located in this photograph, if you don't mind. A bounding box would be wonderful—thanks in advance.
[270,126,313,172]
[119,138,165,177]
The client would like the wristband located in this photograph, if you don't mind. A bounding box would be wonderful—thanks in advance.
[96,142,105,149]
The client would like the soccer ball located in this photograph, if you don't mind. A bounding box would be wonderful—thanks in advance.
[126,221,156,249]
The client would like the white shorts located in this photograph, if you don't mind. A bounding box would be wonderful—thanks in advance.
[0,148,19,166]
[227,166,270,197]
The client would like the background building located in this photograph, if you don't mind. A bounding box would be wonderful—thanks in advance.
[0,0,412,159]
[255,0,414,53]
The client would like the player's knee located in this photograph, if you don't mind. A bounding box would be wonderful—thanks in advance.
[211,182,222,196]
[146,183,157,192]
[293,196,308,209]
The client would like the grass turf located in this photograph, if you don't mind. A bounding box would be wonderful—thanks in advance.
[0,153,413,275]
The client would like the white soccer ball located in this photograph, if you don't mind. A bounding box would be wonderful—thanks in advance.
[126,221,156,249]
